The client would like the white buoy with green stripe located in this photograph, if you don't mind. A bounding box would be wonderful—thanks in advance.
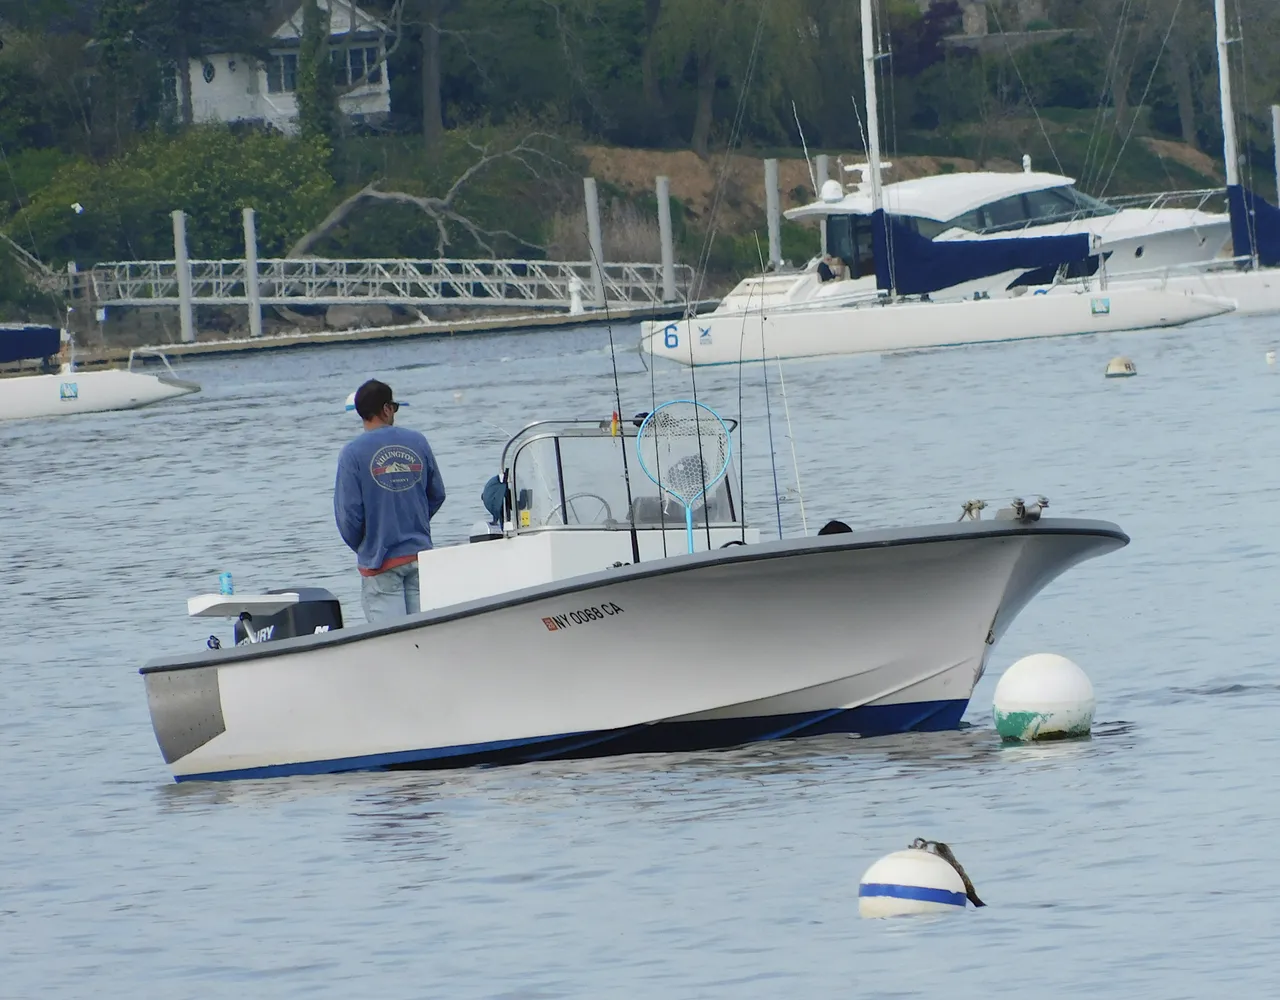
[993,653,1095,741]
[858,839,985,918]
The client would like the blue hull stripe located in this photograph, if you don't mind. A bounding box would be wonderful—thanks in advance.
[175,698,969,782]
[858,883,967,906]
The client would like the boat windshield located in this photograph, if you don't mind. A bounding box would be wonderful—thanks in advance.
[825,215,877,277]
[504,420,740,532]
[938,185,1117,235]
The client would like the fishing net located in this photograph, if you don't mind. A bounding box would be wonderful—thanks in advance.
[635,400,732,552]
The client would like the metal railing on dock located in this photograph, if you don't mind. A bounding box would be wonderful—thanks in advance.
[54,168,741,343]
[83,257,695,310]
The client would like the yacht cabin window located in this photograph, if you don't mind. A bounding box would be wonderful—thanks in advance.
[824,185,1116,250]
[824,215,877,278]
[937,185,1117,235]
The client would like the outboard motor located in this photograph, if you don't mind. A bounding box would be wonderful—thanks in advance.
[231,587,344,647]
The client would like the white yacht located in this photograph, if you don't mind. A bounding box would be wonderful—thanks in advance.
[639,0,1236,367]
[714,164,1230,317]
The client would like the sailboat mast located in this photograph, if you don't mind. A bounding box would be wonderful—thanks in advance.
[860,0,883,212]
[1215,0,1240,187]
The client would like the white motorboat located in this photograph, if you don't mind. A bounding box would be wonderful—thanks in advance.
[687,175,1233,344]
[779,167,1230,303]
[639,0,1237,368]
[0,326,200,421]
[709,167,1230,321]
[140,409,1128,782]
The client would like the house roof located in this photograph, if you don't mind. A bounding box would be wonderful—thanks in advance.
[272,0,389,41]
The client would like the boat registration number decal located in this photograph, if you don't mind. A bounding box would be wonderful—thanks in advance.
[542,602,625,631]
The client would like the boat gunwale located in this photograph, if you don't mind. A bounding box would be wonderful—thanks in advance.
[140,517,1128,676]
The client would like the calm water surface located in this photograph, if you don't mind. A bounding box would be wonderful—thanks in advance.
[3,315,1279,998]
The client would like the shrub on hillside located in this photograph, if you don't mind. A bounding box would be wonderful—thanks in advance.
[8,126,334,266]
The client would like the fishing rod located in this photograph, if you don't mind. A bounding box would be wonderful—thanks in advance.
[752,233,785,540]
[590,243,642,567]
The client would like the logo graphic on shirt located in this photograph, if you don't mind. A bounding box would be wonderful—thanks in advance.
[370,445,424,492]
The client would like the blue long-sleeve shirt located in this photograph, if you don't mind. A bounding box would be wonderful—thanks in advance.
[334,426,446,573]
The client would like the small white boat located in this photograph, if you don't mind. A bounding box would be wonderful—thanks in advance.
[140,410,1128,782]
[0,326,200,421]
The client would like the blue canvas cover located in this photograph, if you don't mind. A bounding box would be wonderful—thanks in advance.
[870,210,1093,296]
[1228,185,1280,268]
[0,325,60,364]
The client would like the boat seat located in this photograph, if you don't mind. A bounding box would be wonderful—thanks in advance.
[627,495,669,524]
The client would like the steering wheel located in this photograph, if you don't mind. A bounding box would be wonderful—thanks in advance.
[542,492,614,525]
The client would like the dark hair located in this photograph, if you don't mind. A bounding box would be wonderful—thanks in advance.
[354,379,394,420]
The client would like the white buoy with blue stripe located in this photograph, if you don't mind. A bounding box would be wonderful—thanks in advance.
[993,653,1095,741]
[858,839,984,918]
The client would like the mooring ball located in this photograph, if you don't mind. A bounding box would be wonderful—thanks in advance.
[858,849,967,919]
[993,653,1095,742]
[1104,356,1137,378]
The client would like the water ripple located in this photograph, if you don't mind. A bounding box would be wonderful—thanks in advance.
[3,316,1280,997]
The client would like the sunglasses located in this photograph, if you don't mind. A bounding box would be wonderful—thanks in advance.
[387,401,401,412]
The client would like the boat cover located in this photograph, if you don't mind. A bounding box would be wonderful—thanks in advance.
[0,324,61,364]
[1228,185,1280,268]
[870,210,1093,296]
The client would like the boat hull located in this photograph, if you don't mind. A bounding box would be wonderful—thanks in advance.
[141,519,1128,781]
[0,369,199,421]
[1117,266,1280,317]
[1008,208,1232,276]
[640,286,1235,366]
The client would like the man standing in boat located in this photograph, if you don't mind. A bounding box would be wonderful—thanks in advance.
[334,380,446,622]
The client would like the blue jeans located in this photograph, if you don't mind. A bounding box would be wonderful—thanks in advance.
[360,562,420,623]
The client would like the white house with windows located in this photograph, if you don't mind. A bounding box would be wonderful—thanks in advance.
[176,0,391,134]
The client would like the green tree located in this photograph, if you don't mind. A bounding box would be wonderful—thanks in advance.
[296,0,340,144]
[413,0,455,144]
[8,126,335,265]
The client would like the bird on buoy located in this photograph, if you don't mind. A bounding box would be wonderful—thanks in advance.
[993,653,1095,741]
[917,839,985,907]
[858,839,985,918]
[1105,356,1137,379]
